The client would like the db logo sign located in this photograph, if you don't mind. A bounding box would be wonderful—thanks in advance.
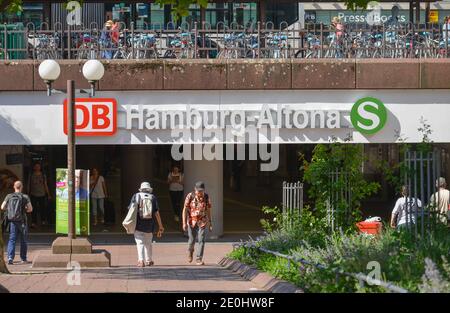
[63,98,117,136]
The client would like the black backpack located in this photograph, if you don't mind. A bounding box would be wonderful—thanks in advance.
[6,193,27,223]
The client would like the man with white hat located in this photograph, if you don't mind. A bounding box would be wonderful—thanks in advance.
[128,182,164,267]
[430,177,450,225]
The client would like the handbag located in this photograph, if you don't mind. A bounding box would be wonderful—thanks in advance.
[122,197,138,234]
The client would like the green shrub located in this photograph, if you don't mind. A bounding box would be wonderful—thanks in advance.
[229,225,450,292]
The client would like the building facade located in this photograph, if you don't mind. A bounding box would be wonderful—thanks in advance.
[1,58,450,238]
[1,1,449,28]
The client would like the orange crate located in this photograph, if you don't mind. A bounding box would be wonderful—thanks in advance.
[356,221,382,235]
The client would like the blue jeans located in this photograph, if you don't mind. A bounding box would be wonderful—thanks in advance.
[7,221,28,262]
[91,198,105,217]
[188,225,208,259]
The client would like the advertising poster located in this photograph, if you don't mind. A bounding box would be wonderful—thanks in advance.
[56,168,90,236]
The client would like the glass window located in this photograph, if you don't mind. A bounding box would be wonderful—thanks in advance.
[232,3,257,27]
[265,1,298,28]
[150,3,164,29]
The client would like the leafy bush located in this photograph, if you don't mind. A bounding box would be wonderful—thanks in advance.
[230,225,450,293]
[301,142,380,233]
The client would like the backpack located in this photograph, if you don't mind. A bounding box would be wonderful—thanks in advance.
[137,193,153,220]
[6,193,27,223]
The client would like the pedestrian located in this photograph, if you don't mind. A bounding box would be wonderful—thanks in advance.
[128,182,164,267]
[1,181,33,265]
[430,177,449,225]
[331,16,344,40]
[100,20,114,59]
[390,185,422,231]
[111,19,120,45]
[330,16,344,58]
[167,165,184,224]
[182,181,212,265]
[442,16,450,43]
[27,162,51,228]
[90,168,108,226]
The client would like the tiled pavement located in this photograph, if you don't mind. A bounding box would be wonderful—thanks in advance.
[0,241,264,293]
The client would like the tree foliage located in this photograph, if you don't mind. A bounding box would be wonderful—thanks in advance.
[0,0,23,13]
[301,138,380,232]
[155,0,208,19]
[0,1,375,16]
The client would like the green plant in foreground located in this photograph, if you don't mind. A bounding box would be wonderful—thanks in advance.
[302,141,379,233]
[230,225,450,293]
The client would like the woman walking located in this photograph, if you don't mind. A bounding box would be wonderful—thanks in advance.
[90,168,108,226]
[167,165,184,225]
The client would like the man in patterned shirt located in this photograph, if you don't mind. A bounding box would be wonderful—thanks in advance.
[182,181,212,265]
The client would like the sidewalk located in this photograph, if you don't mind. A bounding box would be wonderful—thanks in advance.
[0,241,264,293]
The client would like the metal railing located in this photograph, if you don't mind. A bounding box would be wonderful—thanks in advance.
[282,181,303,215]
[402,148,446,240]
[234,241,409,293]
[1,21,450,60]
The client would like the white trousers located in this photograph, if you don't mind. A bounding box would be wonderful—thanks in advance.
[134,230,153,262]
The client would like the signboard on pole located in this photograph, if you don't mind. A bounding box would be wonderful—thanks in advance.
[56,168,90,236]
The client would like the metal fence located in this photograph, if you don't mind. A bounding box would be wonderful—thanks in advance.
[327,170,352,232]
[282,181,303,215]
[235,241,409,293]
[1,21,450,60]
[282,181,304,230]
[402,148,444,239]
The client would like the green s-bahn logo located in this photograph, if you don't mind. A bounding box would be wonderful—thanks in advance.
[350,97,387,135]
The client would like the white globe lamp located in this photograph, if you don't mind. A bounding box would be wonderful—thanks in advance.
[82,60,105,97]
[38,60,61,95]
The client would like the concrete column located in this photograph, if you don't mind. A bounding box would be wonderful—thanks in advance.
[121,146,154,208]
[184,157,223,239]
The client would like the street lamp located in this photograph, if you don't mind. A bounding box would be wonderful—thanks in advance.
[38,59,105,239]
[38,59,104,97]
[82,60,105,97]
[38,60,61,96]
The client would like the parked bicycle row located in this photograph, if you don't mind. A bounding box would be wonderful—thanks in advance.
[2,22,450,60]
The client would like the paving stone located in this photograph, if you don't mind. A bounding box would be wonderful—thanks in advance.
[2,243,262,292]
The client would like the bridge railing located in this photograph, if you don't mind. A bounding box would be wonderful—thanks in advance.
[1,21,450,60]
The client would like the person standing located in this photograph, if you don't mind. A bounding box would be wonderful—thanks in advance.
[128,182,164,267]
[167,165,184,224]
[1,181,33,265]
[430,177,449,225]
[28,163,51,228]
[182,181,212,265]
[330,16,344,58]
[90,168,108,226]
[111,19,120,45]
[390,185,422,231]
[442,16,450,52]
[100,20,114,59]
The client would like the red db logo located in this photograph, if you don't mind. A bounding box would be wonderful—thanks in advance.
[63,98,117,136]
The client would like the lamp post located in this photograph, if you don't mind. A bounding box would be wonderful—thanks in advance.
[38,59,104,240]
